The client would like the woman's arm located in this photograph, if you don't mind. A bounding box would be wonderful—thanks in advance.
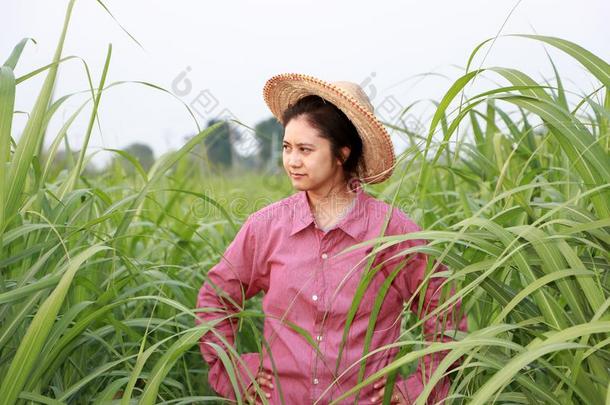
[195,214,267,400]
[386,220,468,404]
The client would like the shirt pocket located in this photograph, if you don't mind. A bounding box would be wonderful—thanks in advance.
[324,246,374,320]
[327,244,403,328]
[263,253,316,325]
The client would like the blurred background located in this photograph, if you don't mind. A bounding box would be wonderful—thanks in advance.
[3,0,608,171]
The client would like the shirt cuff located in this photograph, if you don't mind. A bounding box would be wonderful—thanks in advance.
[396,374,451,404]
[207,352,261,400]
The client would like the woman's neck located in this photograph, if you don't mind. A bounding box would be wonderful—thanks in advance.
[306,183,356,229]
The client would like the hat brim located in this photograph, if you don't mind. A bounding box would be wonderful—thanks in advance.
[263,73,396,184]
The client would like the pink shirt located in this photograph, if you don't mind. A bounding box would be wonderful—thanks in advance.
[196,184,467,404]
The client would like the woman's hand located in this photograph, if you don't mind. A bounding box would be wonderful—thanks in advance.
[243,369,274,404]
[369,375,408,404]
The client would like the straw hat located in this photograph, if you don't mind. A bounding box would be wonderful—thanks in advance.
[262,73,396,184]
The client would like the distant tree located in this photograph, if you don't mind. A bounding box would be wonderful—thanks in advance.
[122,142,155,172]
[44,148,100,177]
[254,117,283,170]
[204,119,233,170]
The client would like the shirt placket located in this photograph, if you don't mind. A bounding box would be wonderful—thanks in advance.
[311,228,331,403]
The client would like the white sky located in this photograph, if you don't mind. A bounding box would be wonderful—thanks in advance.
[3,0,609,167]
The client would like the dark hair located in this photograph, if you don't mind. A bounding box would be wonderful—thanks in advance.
[281,95,364,183]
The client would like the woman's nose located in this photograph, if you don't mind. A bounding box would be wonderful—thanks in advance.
[288,156,302,166]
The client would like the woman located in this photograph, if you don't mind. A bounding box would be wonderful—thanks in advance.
[196,73,467,404]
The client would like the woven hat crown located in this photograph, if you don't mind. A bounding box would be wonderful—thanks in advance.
[330,81,375,113]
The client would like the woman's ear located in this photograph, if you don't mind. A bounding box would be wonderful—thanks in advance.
[339,146,351,165]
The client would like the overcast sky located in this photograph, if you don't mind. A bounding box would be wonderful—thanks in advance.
[3,0,608,167]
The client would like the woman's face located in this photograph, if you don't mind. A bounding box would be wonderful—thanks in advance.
[282,115,349,193]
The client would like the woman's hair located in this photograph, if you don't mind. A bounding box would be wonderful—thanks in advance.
[281,95,364,183]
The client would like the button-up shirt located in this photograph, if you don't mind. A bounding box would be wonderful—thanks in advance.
[196,184,467,404]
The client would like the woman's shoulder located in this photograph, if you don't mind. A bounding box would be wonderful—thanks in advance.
[364,194,422,235]
[245,192,301,228]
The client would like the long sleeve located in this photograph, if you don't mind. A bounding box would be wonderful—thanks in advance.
[385,220,468,404]
[195,214,268,400]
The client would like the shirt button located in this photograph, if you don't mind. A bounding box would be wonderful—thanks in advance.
[321,253,328,259]
[316,335,323,341]
[313,378,319,385]
[312,294,318,301]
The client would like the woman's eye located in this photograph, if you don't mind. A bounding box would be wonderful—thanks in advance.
[282,145,310,153]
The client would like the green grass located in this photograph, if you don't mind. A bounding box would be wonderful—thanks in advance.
[1,1,609,404]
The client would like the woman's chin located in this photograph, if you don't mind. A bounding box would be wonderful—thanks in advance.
[291,179,311,189]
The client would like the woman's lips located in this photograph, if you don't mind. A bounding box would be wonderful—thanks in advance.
[291,173,306,179]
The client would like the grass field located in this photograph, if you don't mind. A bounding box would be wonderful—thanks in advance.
[1,1,609,404]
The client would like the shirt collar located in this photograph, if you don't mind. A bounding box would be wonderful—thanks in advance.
[289,182,369,240]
